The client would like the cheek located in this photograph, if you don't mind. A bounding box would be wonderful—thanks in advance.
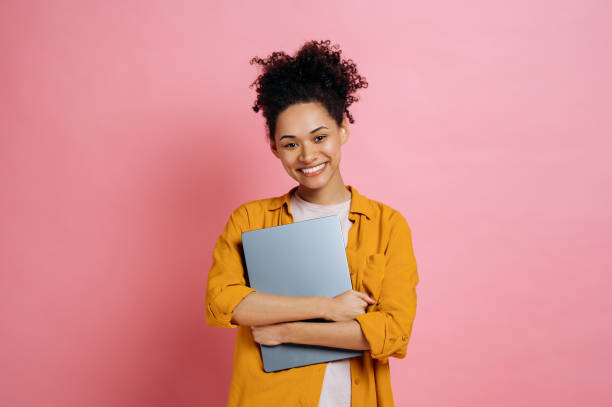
[278,152,297,167]
[321,143,341,159]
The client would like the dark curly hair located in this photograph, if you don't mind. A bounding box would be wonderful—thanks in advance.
[249,40,368,143]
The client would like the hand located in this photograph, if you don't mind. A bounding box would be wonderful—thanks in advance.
[325,290,376,322]
[251,323,289,346]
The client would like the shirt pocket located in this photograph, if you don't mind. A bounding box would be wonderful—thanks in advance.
[363,253,386,306]
[346,249,386,306]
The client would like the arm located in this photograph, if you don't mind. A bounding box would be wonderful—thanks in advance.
[205,204,258,328]
[251,320,370,351]
[205,205,374,328]
[206,205,323,328]
[231,292,328,326]
[353,211,420,361]
[233,288,375,326]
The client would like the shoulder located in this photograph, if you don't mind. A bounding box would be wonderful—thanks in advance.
[357,191,415,256]
[225,193,285,228]
[358,191,411,230]
[239,195,283,215]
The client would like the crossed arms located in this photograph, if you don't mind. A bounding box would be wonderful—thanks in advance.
[232,290,375,350]
[205,205,419,360]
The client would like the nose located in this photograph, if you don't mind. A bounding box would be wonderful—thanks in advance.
[299,143,317,163]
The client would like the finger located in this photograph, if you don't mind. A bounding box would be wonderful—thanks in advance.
[358,292,376,304]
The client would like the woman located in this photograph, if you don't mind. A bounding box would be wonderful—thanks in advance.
[205,40,419,407]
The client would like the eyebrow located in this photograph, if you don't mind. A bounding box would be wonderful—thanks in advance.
[279,126,329,141]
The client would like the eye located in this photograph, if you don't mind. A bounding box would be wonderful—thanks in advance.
[284,142,297,148]
[314,135,327,142]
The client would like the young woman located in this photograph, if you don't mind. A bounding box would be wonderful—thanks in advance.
[205,40,419,407]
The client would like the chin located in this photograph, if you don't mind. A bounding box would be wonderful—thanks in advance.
[300,178,330,190]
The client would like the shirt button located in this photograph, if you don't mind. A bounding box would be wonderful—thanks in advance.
[402,335,408,341]
[354,378,360,385]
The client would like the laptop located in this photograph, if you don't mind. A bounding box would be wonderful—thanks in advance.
[241,215,363,372]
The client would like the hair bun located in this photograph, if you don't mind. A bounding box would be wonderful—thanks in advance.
[249,39,368,142]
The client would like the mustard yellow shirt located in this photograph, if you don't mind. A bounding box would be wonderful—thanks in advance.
[205,185,419,406]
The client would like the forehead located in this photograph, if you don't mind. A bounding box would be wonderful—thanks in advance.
[275,102,335,137]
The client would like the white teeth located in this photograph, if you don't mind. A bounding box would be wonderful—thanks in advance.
[301,162,326,174]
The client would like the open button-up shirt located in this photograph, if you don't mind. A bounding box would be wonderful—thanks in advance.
[205,185,419,406]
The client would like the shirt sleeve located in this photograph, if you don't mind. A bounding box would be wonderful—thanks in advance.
[205,204,257,328]
[354,210,419,361]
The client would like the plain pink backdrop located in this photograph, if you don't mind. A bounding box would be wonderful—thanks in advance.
[1,1,610,406]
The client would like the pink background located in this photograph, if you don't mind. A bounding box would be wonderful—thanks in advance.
[1,1,610,406]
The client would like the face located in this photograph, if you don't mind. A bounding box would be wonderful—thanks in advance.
[270,101,349,191]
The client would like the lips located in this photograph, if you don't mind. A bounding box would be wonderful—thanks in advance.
[299,161,328,173]
[298,161,329,177]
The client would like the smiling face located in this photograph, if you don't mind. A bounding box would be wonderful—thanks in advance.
[270,101,350,194]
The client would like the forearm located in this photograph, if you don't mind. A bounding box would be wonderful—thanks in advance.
[282,320,370,351]
[231,292,329,326]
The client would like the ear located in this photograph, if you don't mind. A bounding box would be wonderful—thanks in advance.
[269,137,280,158]
[339,116,350,145]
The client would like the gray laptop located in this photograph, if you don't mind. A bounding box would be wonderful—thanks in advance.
[241,215,363,372]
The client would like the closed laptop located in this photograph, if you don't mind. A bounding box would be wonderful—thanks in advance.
[241,215,362,372]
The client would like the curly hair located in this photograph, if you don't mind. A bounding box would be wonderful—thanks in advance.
[249,40,368,143]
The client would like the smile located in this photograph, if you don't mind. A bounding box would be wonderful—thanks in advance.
[299,162,328,175]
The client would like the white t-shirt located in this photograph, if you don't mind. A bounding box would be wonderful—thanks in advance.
[289,189,354,407]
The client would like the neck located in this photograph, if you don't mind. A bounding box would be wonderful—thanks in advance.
[296,171,351,205]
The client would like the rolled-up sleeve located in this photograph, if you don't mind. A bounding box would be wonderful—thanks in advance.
[205,204,257,328]
[355,211,419,361]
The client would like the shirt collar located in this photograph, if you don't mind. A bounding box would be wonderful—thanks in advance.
[268,184,372,220]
